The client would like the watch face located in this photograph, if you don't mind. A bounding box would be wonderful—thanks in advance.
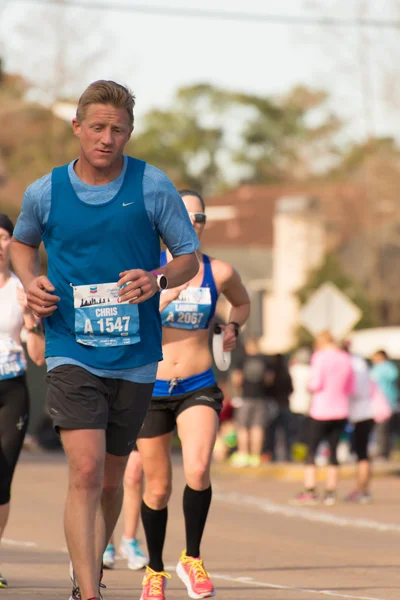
[159,274,168,290]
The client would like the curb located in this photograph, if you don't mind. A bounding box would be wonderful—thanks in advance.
[211,461,400,482]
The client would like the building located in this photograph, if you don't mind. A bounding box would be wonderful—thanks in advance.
[202,182,367,352]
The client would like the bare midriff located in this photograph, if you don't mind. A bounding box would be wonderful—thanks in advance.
[156,327,212,381]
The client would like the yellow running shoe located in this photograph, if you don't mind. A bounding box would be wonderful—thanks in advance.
[140,566,171,600]
[176,550,215,599]
[0,573,7,587]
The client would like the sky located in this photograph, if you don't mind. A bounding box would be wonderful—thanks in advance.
[0,0,399,141]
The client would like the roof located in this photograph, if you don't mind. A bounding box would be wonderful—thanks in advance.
[202,182,368,249]
[203,245,273,286]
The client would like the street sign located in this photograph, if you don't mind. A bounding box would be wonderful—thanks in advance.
[299,282,362,340]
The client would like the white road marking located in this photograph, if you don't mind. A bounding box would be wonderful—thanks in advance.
[3,538,37,548]
[211,573,385,600]
[214,491,400,533]
[4,493,393,600]
[165,567,384,600]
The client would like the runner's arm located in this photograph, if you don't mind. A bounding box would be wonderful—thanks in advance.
[211,263,250,352]
[10,240,41,290]
[10,240,59,317]
[17,285,45,366]
[222,267,251,334]
[155,253,199,290]
[118,254,198,305]
[25,326,45,366]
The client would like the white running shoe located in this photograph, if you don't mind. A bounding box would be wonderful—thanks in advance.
[103,543,115,569]
[119,536,148,570]
[69,561,80,600]
[68,560,105,600]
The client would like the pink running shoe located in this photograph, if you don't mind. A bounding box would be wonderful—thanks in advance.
[176,551,215,599]
[290,491,319,506]
[140,567,171,600]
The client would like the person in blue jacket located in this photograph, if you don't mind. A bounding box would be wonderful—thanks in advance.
[10,80,199,600]
[371,350,399,459]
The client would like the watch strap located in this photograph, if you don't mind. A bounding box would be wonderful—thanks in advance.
[227,321,240,337]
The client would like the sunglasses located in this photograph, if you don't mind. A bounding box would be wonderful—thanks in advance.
[188,212,207,224]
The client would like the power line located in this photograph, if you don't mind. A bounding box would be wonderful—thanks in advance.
[11,0,400,29]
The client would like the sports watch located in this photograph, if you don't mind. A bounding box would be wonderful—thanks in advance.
[227,321,241,337]
[152,271,168,291]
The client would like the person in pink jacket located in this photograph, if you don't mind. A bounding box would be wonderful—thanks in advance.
[291,330,354,506]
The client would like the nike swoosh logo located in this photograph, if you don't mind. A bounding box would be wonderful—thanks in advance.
[122,202,135,207]
[196,395,214,403]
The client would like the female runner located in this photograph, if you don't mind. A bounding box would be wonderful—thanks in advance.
[0,214,45,586]
[137,191,250,600]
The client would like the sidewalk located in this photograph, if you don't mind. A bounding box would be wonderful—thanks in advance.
[211,459,400,482]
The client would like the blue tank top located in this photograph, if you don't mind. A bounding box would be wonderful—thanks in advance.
[160,250,218,330]
[42,158,162,370]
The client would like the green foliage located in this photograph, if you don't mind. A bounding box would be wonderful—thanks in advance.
[230,86,341,183]
[295,253,375,347]
[0,68,342,209]
[0,71,79,214]
[129,107,223,195]
[131,83,341,192]
[328,137,400,179]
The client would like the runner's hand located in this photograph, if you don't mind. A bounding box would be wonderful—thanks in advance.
[25,276,60,318]
[118,269,158,304]
[221,324,237,352]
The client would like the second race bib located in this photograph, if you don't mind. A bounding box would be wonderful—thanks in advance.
[162,286,212,330]
[0,339,27,381]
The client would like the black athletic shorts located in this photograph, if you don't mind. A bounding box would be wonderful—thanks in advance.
[137,384,223,439]
[45,365,154,456]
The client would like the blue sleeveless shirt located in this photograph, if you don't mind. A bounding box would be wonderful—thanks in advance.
[160,250,218,330]
[42,157,162,369]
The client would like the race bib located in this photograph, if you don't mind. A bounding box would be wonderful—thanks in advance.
[73,282,140,348]
[0,341,26,381]
[162,287,212,330]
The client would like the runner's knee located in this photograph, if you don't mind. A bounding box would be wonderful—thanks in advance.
[124,465,142,489]
[145,480,171,508]
[185,459,211,489]
[69,455,103,492]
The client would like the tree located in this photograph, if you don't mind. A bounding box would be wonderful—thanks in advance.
[132,83,341,193]
[130,105,224,196]
[231,86,341,184]
[295,253,374,347]
[0,69,78,220]
[327,136,400,325]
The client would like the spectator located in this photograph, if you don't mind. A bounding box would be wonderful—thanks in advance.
[345,346,375,503]
[263,354,293,462]
[230,337,272,467]
[291,330,354,506]
[370,350,399,460]
[289,348,312,461]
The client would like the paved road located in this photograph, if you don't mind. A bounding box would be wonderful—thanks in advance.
[2,452,400,599]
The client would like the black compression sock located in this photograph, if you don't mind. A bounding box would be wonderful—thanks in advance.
[183,485,212,558]
[141,501,168,572]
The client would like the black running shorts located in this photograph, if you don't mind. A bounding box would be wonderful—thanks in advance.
[137,384,223,439]
[45,365,154,456]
